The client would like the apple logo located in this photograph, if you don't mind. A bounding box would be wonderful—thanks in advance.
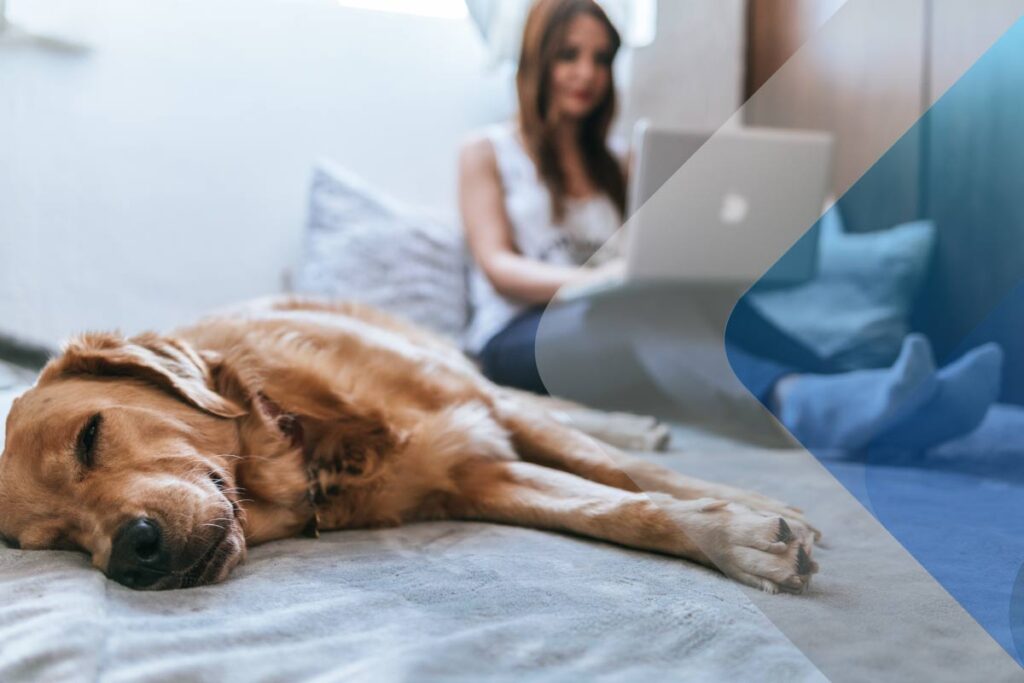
[720,192,749,225]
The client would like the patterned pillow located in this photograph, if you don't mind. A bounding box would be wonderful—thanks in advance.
[292,160,470,344]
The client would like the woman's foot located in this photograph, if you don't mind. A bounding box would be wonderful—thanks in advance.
[870,343,1003,452]
[774,334,937,450]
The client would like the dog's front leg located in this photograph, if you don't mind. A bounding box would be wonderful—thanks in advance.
[496,402,820,539]
[449,459,818,594]
[241,498,313,546]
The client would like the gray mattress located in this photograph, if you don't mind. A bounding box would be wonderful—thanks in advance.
[0,380,1020,682]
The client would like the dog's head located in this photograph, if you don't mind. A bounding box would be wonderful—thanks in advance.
[0,332,250,590]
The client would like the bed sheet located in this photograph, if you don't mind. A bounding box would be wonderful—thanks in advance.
[0,384,1020,682]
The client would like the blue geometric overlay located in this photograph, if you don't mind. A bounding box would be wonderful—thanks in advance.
[727,16,1024,666]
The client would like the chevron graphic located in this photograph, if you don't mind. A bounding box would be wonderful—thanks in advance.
[536,2,1024,680]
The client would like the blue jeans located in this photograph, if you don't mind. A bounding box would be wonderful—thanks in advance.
[478,306,549,395]
[477,297,837,404]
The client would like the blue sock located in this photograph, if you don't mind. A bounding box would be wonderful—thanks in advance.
[776,334,937,450]
[871,343,1003,452]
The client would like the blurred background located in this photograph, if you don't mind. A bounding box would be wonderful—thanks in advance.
[0,0,1021,400]
[0,0,744,345]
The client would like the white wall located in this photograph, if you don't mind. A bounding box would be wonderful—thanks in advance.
[0,0,514,345]
[0,0,744,347]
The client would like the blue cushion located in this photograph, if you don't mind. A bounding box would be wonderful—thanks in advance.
[747,207,935,369]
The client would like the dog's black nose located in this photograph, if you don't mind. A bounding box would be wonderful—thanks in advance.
[108,518,170,589]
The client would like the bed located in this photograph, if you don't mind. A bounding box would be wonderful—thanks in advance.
[1,364,1020,683]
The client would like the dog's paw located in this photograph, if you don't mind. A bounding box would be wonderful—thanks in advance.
[690,499,820,594]
[705,486,822,544]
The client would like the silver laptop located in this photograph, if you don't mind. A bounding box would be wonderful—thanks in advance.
[561,122,833,298]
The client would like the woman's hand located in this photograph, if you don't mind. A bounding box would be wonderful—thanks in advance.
[554,258,626,301]
[581,257,626,283]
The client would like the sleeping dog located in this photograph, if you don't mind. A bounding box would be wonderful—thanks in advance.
[0,298,818,592]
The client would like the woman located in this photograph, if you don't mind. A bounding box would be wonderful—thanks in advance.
[458,0,1002,453]
[459,0,624,392]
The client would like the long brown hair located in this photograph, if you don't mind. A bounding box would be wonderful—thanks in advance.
[516,0,626,224]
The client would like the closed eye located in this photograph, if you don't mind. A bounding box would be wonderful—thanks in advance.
[76,413,102,469]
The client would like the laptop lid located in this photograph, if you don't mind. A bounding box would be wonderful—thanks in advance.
[625,123,833,286]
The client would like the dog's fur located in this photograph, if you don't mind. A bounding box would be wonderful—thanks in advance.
[0,297,818,592]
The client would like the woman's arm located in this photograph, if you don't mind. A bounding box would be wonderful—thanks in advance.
[458,136,584,305]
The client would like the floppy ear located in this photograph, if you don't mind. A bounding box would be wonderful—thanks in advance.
[38,332,246,418]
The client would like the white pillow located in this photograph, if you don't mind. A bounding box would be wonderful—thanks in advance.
[292,160,470,343]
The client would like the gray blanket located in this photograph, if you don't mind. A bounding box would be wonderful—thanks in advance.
[0,382,1020,682]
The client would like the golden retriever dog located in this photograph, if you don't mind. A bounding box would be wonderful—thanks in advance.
[0,297,818,592]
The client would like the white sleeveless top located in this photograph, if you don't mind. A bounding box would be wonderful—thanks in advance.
[465,122,625,353]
